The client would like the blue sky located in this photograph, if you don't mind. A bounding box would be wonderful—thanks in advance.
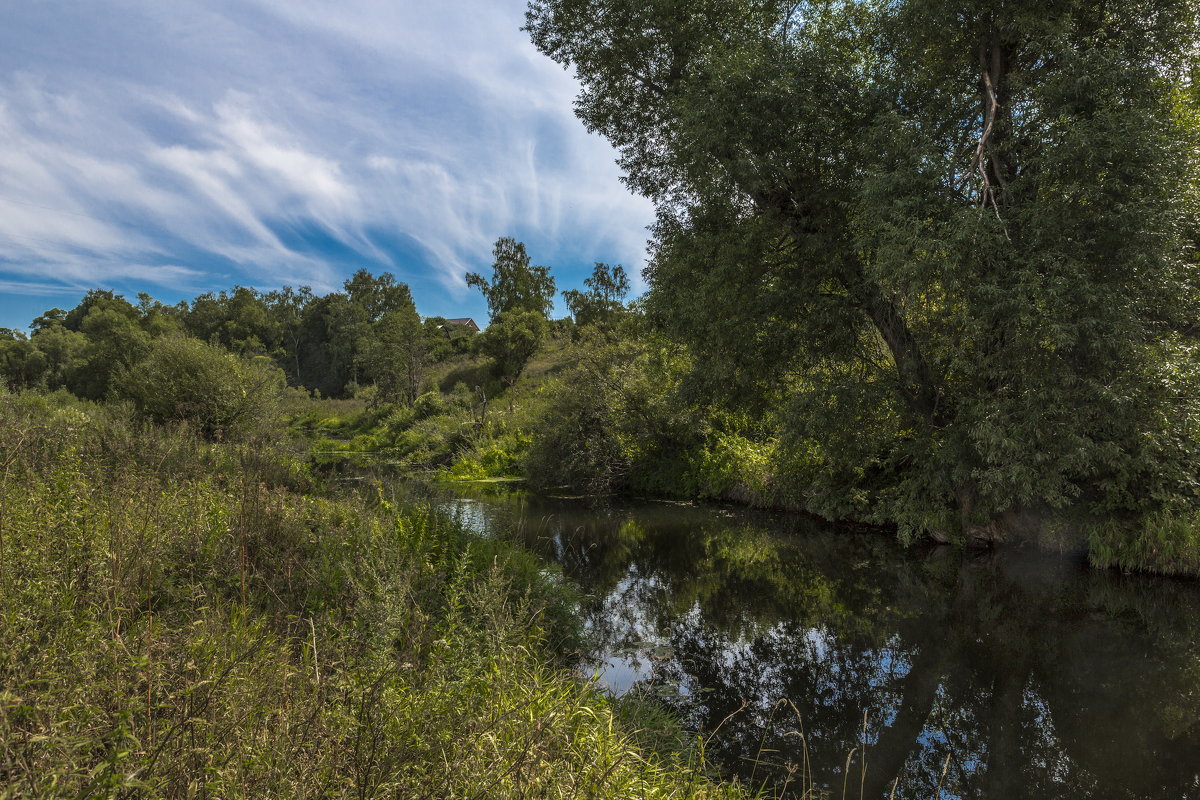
[0,0,654,329]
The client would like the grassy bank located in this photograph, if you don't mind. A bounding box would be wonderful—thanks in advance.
[291,335,1200,576]
[1087,510,1200,577]
[292,341,773,496]
[0,389,750,798]
[293,347,567,480]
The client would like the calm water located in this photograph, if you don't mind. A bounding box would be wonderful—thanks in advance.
[436,485,1200,799]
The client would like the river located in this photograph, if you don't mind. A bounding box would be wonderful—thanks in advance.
[434,483,1200,799]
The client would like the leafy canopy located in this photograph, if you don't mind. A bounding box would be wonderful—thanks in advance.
[527,0,1200,538]
[467,237,557,319]
[116,335,285,438]
[478,310,550,381]
[563,262,631,329]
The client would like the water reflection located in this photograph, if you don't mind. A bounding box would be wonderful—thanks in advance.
[439,486,1200,799]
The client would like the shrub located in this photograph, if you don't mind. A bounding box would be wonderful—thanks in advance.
[478,310,549,381]
[448,433,531,480]
[525,334,704,497]
[0,391,748,799]
[116,335,286,438]
[681,433,776,505]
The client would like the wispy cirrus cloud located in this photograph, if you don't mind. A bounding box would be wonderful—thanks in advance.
[0,0,653,327]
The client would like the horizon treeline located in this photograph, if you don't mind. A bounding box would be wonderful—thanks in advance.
[0,270,469,401]
[0,239,632,404]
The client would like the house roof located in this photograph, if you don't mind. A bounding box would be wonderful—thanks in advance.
[444,317,480,331]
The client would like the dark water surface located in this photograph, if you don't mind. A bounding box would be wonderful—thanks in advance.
[438,485,1200,799]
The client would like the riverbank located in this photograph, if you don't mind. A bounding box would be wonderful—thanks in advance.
[303,351,1200,578]
[0,389,752,798]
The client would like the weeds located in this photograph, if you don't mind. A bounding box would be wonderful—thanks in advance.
[0,390,751,799]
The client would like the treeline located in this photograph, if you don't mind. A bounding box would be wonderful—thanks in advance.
[0,237,632,414]
[0,271,452,403]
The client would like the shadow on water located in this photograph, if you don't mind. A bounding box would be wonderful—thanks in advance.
[411,481,1200,799]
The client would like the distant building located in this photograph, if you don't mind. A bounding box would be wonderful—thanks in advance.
[443,317,480,333]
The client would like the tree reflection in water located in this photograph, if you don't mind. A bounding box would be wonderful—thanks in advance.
[441,488,1200,799]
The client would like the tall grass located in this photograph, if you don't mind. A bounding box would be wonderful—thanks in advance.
[0,390,751,799]
[1088,509,1200,576]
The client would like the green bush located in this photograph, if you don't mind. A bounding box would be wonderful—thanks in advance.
[681,433,776,505]
[116,335,286,438]
[478,310,549,381]
[526,335,775,502]
[525,336,673,494]
[448,433,531,480]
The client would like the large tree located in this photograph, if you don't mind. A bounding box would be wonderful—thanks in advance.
[527,0,1200,540]
[478,310,550,382]
[264,285,315,384]
[59,291,151,400]
[347,272,424,402]
[343,269,414,323]
[359,305,425,405]
[467,237,557,319]
[184,287,280,355]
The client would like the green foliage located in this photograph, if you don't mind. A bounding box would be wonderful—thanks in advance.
[524,338,641,494]
[342,268,414,323]
[680,433,775,505]
[563,262,631,329]
[527,0,1200,540]
[0,392,749,799]
[59,292,153,400]
[439,357,500,395]
[525,332,703,497]
[135,292,184,338]
[285,395,371,437]
[2,267,494,409]
[115,335,286,438]
[174,271,425,400]
[30,325,90,389]
[466,236,557,318]
[184,286,278,355]
[294,292,364,396]
[447,435,530,481]
[423,316,478,362]
[358,304,425,406]
[1089,510,1200,577]
[479,309,550,381]
[263,285,314,383]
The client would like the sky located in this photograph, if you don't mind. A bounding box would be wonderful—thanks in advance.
[0,0,655,330]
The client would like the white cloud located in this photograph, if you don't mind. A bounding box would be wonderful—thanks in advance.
[366,155,401,173]
[0,278,84,296]
[0,0,654,315]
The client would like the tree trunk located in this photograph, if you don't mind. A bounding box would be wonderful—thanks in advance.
[770,207,946,430]
[839,258,943,427]
[978,35,1016,206]
[859,638,951,799]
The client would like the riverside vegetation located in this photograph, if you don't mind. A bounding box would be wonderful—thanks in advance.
[12,0,1200,574]
[5,0,1200,791]
[0,388,754,798]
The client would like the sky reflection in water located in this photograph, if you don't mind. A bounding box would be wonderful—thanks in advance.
[438,487,1200,799]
